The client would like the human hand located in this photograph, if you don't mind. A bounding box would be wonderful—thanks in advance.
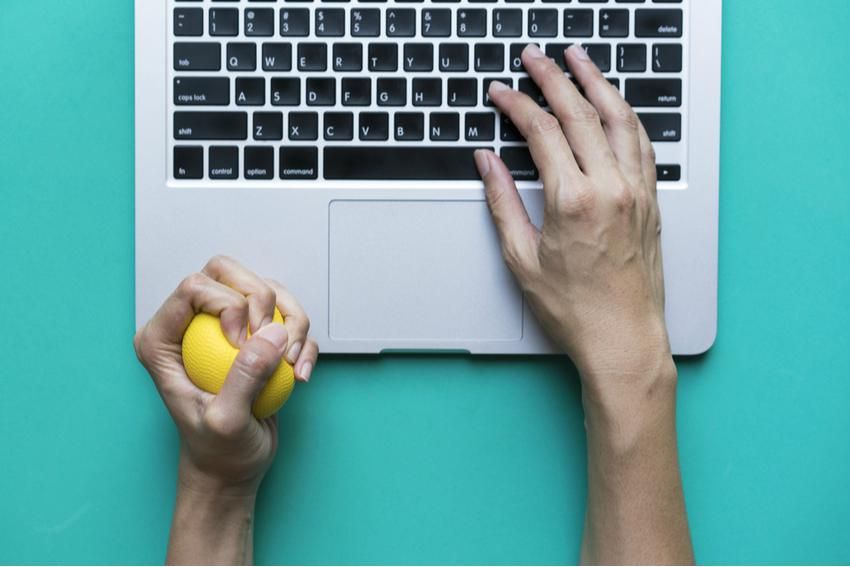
[134,256,319,495]
[475,44,674,399]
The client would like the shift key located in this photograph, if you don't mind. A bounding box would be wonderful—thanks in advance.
[174,112,248,140]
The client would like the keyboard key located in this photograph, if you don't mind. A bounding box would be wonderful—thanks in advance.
[271,77,300,105]
[635,9,683,37]
[412,78,442,106]
[583,44,611,72]
[342,78,371,106]
[174,77,230,106]
[306,78,335,106]
[528,9,557,37]
[617,44,646,72]
[500,147,539,181]
[386,9,416,37]
[244,147,274,180]
[324,112,354,140]
[298,43,327,71]
[174,8,203,36]
[280,147,318,180]
[500,114,523,141]
[174,112,248,140]
[174,43,221,71]
[457,9,486,37]
[656,164,681,182]
[404,44,433,71]
[368,43,398,71]
[227,43,257,71]
[359,112,390,140]
[599,9,629,37]
[439,44,469,72]
[625,78,682,107]
[316,9,345,36]
[280,9,309,37]
[333,43,363,71]
[395,112,425,140]
[253,112,283,140]
[351,8,380,36]
[447,78,477,106]
[174,146,203,179]
[245,8,274,36]
[422,9,452,37]
[288,112,319,140]
[545,43,573,70]
[519,77,546,106]
[652,43,683,72]
[236,77,265,105]
[638,113,681,141]
[510,43,530,71]
[262,43,292,71]
[430,113,460,141]
[324,147,488,180]
[564,9,593,37]
[210,8,239,36]
[377,78,406,106]
[475,44,504,72]
[483,77,512,106]
[209,146,239,180]
[465,112,495,141]
[493,9,522,37]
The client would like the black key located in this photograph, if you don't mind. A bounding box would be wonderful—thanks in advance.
[351,8,380,36]
[324,112,354,140]
[288,112,319,140]
[465,112,495,141]
[377,78,406,106]
[210,8,239,36]
[403,44,433,71]
[528,9,557,37]
[599,9,629,37]
[656,164,681,182]
[227,43,256,71]
[501,147,539,181]
[280,147,318,180]
[635,9,683,37]
[500,114,523,141]
[368,43,398,71]
[475,44,504,72]
[174,8,203,36]
[244,8,274,36]
[174,77,230,106]
[342,78,371,106]
[493,9,522,37]
[483,77,512,106]
[306,78,335,106]
[324,147,489,180]
[395,112,424,140]
[333,43,363,71]
[298,43,327,71]
[457,9,486,37]
[652,43,683,72]
[386,9,415,36]
[359,112,390,140]
[583,44,611,72]
[430,113,460,141]
[174,112,247,140]
[253,112,283,140]
[510,43,530,71]
[244,147,274,180]
[519,77,545,106]
[174,43,221,71]
[235,77,265,105]
[280,8,309,36]
[447,78,477,106]
[545,43,573,70]
[271,77,300,105]
[209,146,239,180]
[564,9,593,37]
[412,78,441,106]
[174,146,203,179]
[316,8,345,36]
[422,9,451,36]
[626,78,682,107]
[617,44,646,72]
[262,43,292,71]
[638,113,682,141]
[439,44,469,72]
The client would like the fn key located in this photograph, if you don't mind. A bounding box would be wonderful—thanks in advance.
[174,146,203,179]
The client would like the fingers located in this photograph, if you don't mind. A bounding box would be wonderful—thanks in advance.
[210,323,289,425]
[475,149,541,279]
[264,279,312,365]
[564,44,642,182]
[293,338,319,383]
[202,255,277,335]
[636,120,658,196]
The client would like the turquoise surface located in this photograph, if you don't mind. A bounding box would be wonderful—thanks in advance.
[1,0,849,564]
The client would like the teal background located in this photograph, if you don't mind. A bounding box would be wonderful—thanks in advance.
[1,0,849,564]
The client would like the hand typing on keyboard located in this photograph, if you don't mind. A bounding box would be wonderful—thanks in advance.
[475,44,693,565]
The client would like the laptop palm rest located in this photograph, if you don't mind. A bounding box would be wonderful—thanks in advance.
[328,200,523,343]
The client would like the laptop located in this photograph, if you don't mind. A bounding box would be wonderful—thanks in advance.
[135,0,721,355]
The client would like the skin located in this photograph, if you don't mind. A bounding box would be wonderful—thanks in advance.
[135,44,692,565]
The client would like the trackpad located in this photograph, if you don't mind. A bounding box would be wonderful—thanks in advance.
[328,200,523,342]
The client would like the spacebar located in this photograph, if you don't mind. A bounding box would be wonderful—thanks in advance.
[324,147,491,180]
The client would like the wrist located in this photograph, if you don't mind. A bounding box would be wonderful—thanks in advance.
[177,450,263,502]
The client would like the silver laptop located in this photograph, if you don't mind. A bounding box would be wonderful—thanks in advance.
[135,0,721,355]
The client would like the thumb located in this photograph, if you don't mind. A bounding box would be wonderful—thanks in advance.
[212,323,288,422]
[474,149,540,275]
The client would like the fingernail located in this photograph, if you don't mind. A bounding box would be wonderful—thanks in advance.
[299,362,313,382]
[255,323,288,351]
[474,150,491,177]
[489,80,510,94]
[287,341,302,363]
[569,44,590,61]
[524,43,546,59]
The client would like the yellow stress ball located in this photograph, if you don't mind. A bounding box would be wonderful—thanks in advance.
[182,307,295,419]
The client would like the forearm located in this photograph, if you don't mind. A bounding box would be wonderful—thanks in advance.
[166,459,258,566]
[579,354,694,565]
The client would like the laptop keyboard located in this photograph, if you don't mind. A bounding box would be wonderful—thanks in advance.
[170,0,687,184]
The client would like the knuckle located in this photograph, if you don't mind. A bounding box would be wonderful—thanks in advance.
[177,272,207,297]
[133,326,150,363]
[564,102,599,124]
[609,105,639,130]
[203,254,230,274]
[556,186,597,217]
[612,184,636,212]
[234,340,278,377]
[257,285,276,308]
[529,112,561,135]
